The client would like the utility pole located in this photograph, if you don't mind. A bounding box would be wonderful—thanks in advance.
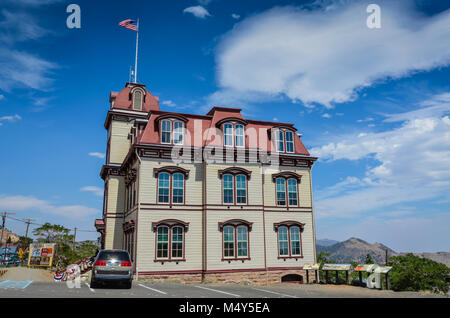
[1,212,16,262]
[73,227,77,251]
[24,218,35,247]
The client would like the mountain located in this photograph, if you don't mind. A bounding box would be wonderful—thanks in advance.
[316,237,398,264]
[316,237,450,267]
[316,239,340,246]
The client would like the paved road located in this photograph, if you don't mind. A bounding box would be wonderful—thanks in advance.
[0,279,445,298]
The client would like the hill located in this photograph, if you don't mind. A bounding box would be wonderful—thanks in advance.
[316,239,339,246]
[316,238,450,267]
[316,237,398,264]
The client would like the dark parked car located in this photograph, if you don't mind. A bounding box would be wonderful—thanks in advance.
[90,250,133,289]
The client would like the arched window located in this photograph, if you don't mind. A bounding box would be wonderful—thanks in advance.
[290,226,301,256]
[219,168,251,205]
[276,178,286,206]
[278,226,289,256]
[285,131,294,153]
[236,174,247,204]
[155,167,189,204]
[223,174,234,204]
[235,124,244,147]
[272,172,301,207]
[157,226,169,258]
[222,122,245,147]
[219,219,252,261]
[133,90,143,110]
[272,127,296,153]
[158,172,170,203]
[223,226,235,258]
[224,123,233,146]
[161,120,172,144]
[237,225,248,257]
[171,226,184,258]
[274,221,304,258]
[153,220,189,261]
[173,121,184,145]
[287,179,298,206]
[172,173,184,204]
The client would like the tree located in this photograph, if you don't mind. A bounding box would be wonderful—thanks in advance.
[388,253,449,294]
[18,236,33,249]
[32,223,71,243]
[365,253,374,264]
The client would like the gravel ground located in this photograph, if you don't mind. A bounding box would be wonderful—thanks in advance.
[1,267,54,282]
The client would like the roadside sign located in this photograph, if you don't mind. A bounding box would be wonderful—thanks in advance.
[27,243,55,267]
[18,248,24,259]
[304,264,320,270]
[322,264,352,271]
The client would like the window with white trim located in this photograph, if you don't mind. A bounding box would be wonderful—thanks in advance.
[223,123,245,147]
[172,173,184,204]
[277,225,302,258]
[235,124,244,147]
[223,174,234,204]
[222,174,247,205]
[285,131,294,153]
[222,224,249,259]
[161,120,172,144]
[274,129,295,153]
[276,178,286,206]
[276,177,298,207]
[157,226,169,258]
[160,119,184,145]
[173,121,184,145]
[171,226,184,258]
[224,123,233,147]
[158,172,170,203]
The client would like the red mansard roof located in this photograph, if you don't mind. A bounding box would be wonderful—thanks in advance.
[137,106,310,155]
[110,82,160,112]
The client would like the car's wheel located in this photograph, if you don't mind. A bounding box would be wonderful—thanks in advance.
[124,281,132,289]
[90,279,98,288]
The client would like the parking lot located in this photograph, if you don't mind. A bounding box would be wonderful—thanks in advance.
[0,280,445,298]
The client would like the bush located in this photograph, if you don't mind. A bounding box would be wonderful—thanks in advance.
[388,253,449,293]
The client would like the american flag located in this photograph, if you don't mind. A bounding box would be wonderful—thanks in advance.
[119,19,138,31]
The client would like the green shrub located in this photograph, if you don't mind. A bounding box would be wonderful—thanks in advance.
[388,253,449,293]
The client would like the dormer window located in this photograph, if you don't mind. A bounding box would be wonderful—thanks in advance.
[160,119,184,145]
[223,123,244,147]
[274,129,295,153]
[131,88,145,111]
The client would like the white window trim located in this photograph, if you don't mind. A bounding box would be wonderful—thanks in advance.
[161,119,172,144]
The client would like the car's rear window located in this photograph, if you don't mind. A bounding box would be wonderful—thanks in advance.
[97,251,130,261]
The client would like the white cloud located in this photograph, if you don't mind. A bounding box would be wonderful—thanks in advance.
[321,113,332,118]
[162,100,176,107]
[0,10,49,44]
[0,48,57,91]
[311,93,450,219]
[80,186,103,197]
[88,152,105,159]
[214,1,450,108]
[0,94,4,100]
[357,117,374,123]
[0,194,99,220]
[0,114,21,122]
[231,13,240,20]
[183,6,211,19]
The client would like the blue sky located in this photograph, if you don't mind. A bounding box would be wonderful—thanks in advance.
[0,0,449,252]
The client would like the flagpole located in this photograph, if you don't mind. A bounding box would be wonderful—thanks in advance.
[134,19,139,83]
